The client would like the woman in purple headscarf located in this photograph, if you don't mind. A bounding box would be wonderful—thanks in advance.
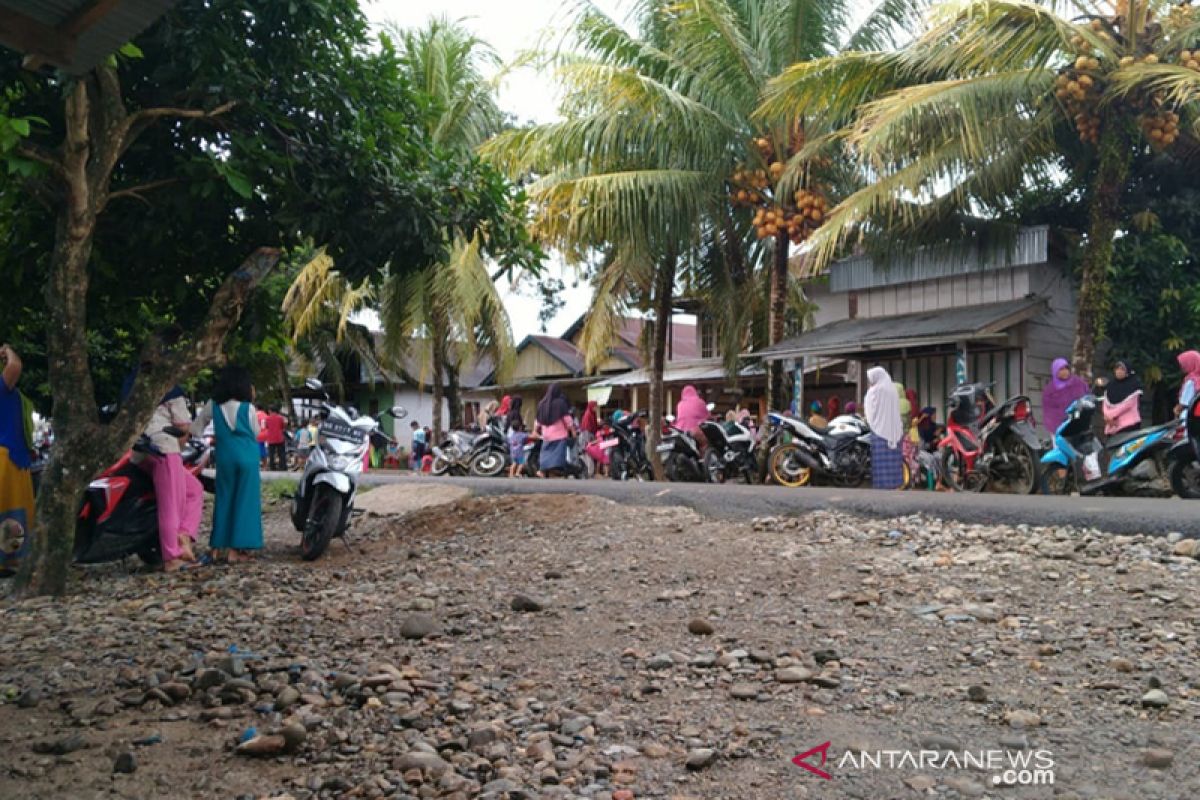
[1041,358,1088,433]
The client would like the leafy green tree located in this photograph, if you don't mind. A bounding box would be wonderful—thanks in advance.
[0,0,514,596]
[759,0,1200,378]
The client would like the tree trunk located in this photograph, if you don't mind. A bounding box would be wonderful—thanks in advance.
[1072,138,1131,381]
[766,231,790,411]
[277,360,294,424]
[431,341,445,443]
[647,252,677,481]
[446,364,463,431]
[10,69,273,597]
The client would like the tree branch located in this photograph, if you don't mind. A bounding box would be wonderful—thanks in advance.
[15,142,65,179]
[119,100,237,155]
[106,178,181,206]
[103,247,282,456]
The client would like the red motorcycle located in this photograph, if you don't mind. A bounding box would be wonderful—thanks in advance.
[939,383,1042,494]
[73,428,212,565]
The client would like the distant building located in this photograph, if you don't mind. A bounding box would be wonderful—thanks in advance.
[753,225,1076,424]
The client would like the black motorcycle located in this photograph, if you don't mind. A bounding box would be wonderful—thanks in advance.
[658,423,707,482]
[609,412,654,481]
[699,418,759,484]
[74,428,211,565]
[1168,394,1200,498]
[468,417,510,477]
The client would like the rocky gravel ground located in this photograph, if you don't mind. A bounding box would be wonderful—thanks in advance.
[1,489,1199,800]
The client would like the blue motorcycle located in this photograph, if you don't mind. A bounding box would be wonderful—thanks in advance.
[1041,395,1182,496]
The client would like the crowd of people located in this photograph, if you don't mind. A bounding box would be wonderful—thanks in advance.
[2,344,1199,577]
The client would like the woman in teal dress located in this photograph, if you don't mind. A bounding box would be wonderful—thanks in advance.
[195,365,262,563]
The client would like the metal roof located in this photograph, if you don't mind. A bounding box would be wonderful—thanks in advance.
[753,297,1047,362]
[0,0,175,74]
[589,358,771,389]
[829,226,1051,293]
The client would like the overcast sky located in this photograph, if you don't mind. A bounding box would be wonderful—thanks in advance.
[362,0,628,340]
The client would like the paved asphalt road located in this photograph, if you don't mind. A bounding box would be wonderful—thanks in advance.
[263,471,1200,536]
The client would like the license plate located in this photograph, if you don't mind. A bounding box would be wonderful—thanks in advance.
[656,444,673,453]
[321,420,360,443]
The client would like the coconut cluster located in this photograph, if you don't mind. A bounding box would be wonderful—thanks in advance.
[729,131,829,245]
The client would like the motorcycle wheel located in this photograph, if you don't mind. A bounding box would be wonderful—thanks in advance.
[988,435,1037,495]
[610,451,626,481]
[137,544,163,566]
[431,456,451,476]
[941,448,984,492]
[470,450,507,478]
[1170,457,1200,499]
[769,444,812,488]
[301,486,343,561]
[636,462,655,482]
[1040,464,1074,496]
[704,451,724,484]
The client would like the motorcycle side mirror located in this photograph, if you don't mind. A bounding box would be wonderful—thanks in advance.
[387,405,408,420]
[665,414,675,423]
[162,425,187,438]
[706,402,716,411]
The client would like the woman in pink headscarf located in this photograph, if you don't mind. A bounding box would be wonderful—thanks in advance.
[674,385,710,436]
[1175,350,1200,419]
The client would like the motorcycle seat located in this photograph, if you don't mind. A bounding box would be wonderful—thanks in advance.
[1106,421,1176,449]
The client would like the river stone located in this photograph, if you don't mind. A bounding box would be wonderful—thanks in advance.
[400,614,439,640]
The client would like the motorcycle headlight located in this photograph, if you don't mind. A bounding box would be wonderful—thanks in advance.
[327,454,355,471]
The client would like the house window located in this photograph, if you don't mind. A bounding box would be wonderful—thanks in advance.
[699,313,716,359]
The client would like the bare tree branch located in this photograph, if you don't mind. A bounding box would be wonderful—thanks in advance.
[14,142,64,178]
[129,100,238,125]
[106,178,181,206]
[118,100,237,157]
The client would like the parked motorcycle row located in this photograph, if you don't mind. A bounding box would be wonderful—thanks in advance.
[69,381,1200,570]
[427,383,1200,499]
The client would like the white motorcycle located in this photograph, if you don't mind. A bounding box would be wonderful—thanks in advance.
[290,379,405,560]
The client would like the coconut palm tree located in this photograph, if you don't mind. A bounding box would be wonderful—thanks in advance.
[758,0,1200,377]
[373,17,514,438]
[484,0,916,472]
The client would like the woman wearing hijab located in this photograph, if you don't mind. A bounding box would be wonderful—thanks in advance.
[865,366,906,489]
[534,383,576,477]
[1175,350,1200,419]
[827,396,841,420]
[674,385,709,436]
[1041,358,1088,433]
[476,399,500,431]
[505,396,525,430]
[1101,360,1142,435]
[580,400,600,444]
[844,401,859,418]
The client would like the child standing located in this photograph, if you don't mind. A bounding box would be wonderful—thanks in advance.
[508,421,529,478]
[194,365,263,563]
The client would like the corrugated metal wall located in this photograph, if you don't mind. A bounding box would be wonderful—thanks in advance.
[831,226,1049,293]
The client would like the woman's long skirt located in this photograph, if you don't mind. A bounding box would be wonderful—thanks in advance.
[212,450,263,551]
[540,438,569,472]
[0,446,33,576]
[871,434,905,490]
